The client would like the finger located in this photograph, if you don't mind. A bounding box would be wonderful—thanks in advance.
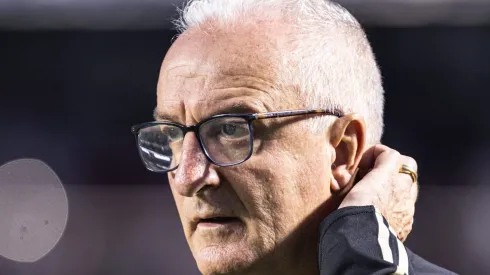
[357,147,400,185]
[408,159,419,201]
[358,144,392,170]
[399,155,418,173]
[397,155,418,188]
[356,144,393,179]
[410,180,419,202]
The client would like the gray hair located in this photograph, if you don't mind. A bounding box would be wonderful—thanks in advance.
[173,0,384,145]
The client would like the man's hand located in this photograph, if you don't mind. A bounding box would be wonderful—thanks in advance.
[339,144,419,242]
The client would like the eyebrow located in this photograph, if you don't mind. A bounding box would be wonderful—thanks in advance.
[153,107,180,122]
[203,101,265,120]
[218,102,261,113]
[152,102,264,123]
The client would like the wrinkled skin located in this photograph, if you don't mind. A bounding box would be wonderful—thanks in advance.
[154,23,418,275]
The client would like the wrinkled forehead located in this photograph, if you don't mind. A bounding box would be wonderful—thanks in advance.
[156,27,296,116]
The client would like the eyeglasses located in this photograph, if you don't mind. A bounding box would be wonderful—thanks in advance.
[131,109,342,173]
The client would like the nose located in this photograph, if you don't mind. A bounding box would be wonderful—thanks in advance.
[170,132,220,197]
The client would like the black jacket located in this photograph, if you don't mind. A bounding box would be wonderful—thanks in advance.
[318,206,457,275]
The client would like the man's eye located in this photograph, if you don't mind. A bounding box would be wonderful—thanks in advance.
[220,123,248,138]
[168,128,181,139]
[161,126,183,141]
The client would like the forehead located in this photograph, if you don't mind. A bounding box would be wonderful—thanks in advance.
[155,25,297,121]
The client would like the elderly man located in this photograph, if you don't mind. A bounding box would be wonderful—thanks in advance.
[131,0,454,274]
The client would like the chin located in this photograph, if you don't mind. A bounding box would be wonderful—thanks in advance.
[194,244,261,275]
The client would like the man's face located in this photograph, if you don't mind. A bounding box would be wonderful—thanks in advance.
[156,25,336,274]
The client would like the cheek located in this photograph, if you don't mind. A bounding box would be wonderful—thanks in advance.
[249,140,332,229]
[219,166,278,251]
[294,150,333,213]
[228,152,308,238]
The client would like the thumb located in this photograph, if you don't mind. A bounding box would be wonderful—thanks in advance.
[355,145,400,189]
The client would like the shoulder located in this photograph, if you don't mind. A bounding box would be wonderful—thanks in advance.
[406,248,459,275]
[318,206,458,275]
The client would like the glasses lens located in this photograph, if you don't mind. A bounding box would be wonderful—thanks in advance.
[199,117,252,165]
[136,124,183,172]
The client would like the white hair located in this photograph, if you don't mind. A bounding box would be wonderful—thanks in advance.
[173,0,384,145]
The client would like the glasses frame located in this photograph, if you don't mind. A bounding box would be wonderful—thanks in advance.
[131,108,343,173]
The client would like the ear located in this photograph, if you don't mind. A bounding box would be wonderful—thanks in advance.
[328,113,366,193]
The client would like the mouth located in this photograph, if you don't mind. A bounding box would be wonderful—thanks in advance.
[197,217,242,228]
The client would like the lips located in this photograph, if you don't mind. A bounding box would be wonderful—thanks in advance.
[200,217,239,223]
[195,216,242,228]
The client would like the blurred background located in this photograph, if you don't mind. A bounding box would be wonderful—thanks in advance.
[1,0,489,274]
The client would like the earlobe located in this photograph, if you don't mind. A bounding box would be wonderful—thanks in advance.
[330,162,354,194]
[330,167,361,197]
[327,113,366,193]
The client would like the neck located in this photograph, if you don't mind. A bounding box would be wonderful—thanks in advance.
[232,197,339,275]
[241,214,323,275]
[241,246,318,275]
[248,196,339,275]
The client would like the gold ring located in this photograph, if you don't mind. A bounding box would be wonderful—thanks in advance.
[399,164,418,183]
